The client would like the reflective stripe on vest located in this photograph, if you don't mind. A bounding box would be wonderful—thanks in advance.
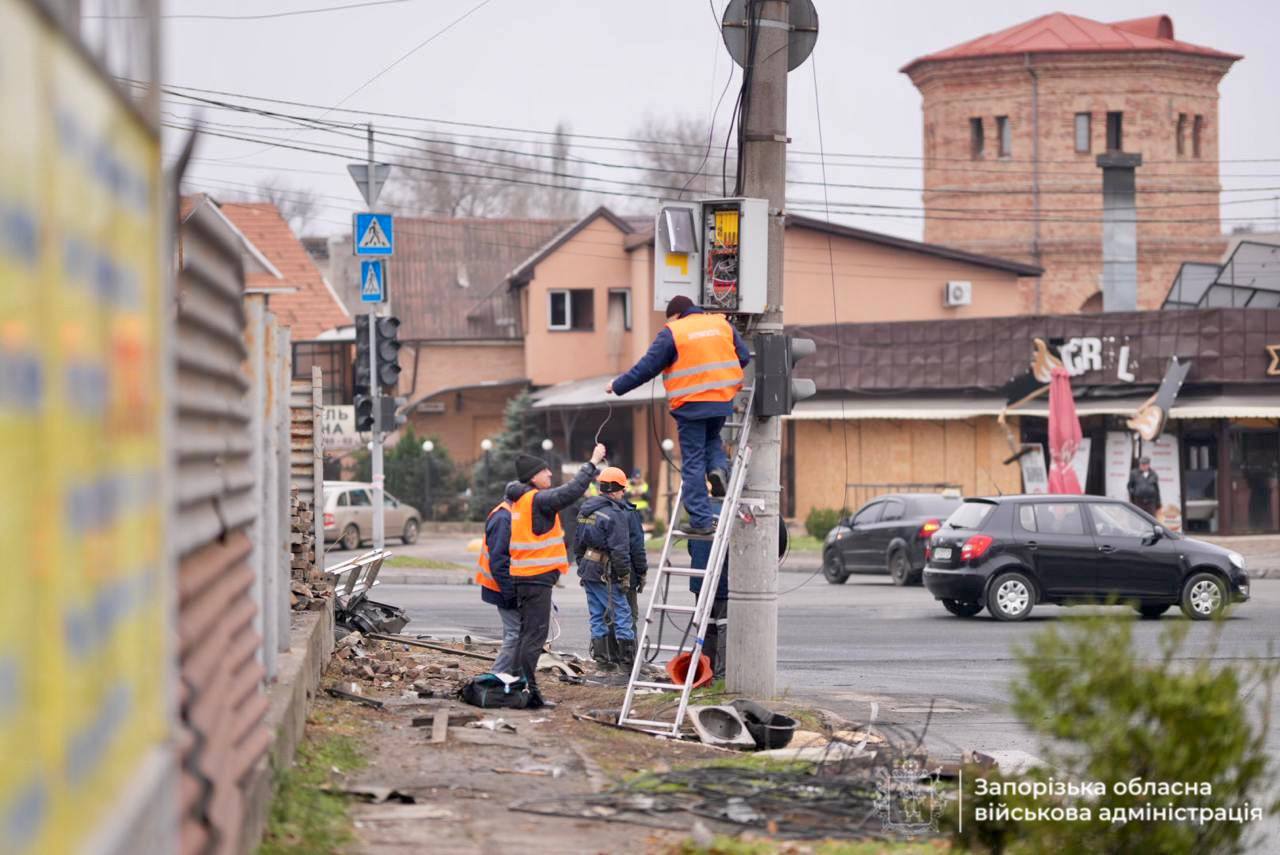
[475,500,511,592]
[508,489,569,576]
[661,313,743,410]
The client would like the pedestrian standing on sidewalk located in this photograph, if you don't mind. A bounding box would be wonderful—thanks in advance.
[474,481,525,676]
[574,467,647,671]
[606,295,750,535]
[1128,456,1161,516]
[510,443,607,708]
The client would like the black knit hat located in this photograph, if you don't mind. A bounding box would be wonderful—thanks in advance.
[515,453,550,483]
[665,295,695,318]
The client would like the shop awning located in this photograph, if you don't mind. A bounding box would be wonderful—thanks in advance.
[531,374,665,410]
[1170,394,1280,419]
[790,391,1280,421]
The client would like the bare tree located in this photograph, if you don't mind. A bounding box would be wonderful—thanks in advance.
[254,177,318,233]
[630,114,734,200]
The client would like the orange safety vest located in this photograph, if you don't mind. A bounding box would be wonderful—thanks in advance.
[508,489,569,577]
[662,313,744,410]
[475,500,512,592]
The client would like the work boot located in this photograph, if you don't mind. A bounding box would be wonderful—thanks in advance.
[590,636,616,672]
[616,638,637,672]
[708,468,728,498]
[684,519,718,537]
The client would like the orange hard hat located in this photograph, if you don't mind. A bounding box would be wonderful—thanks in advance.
[598,466,627,488]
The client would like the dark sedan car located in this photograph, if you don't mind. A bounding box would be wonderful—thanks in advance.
[923,495,1250,621]
[823,493,963,586]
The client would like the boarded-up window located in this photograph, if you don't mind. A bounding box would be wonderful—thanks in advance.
[1074,113,1091,153]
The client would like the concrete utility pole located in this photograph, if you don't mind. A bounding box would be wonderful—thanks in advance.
[727,0,790,699]
[368,123,386,550]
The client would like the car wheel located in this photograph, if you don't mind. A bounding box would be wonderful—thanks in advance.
[1180,572,1226,621]
[822,550,850,585]
[402,519,420,545]
[942,599,983,618]
[1135,604,1171,620]
[888,549,914,587]
[989,572,1035,622]
[341,524,360,551]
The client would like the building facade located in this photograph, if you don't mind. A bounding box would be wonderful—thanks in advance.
[903,13,1240,313]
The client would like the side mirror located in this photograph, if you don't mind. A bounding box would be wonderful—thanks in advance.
[1143,525,1165,546]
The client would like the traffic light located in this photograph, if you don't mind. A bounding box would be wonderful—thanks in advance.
[378,396,407,432]
[375,316,401,391]
[354,314,372,387]
[754,334,817,417]
[354,392,375,431]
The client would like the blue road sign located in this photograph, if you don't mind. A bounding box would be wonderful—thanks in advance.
[353,212,394,256]
[360,260,386,303]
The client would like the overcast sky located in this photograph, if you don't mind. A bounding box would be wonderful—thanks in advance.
[161,0,1280,241]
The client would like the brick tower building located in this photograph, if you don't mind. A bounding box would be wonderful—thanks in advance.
[902,14,1240,313]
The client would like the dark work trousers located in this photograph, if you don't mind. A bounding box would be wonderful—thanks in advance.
[675,414,728,528]
[626,587,639,639]
[704,598,728,680]
[514,582,555,697]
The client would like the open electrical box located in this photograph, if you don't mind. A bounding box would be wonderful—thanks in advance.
[653,197,767,314]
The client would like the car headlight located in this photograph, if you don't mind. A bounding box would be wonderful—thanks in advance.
[1228,551,1246,570]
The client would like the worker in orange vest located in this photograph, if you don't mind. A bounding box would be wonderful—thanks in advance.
[509,442,607,708]
[474,481,525,676]
[607,295,750,534]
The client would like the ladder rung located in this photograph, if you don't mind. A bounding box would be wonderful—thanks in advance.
[725,420,745,428]
[661,567,708,577]
[620,718,678,729]
[672,530,716,541]
[651,604,696,614]
[632,680,682,691]
[654,643,697,652]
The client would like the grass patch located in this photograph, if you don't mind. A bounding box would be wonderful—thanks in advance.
[674,837,948,854]
[383,555,467,570]
[786,535,823,553]
[259,732,367,855]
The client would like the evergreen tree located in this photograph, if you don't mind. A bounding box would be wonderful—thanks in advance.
[469,391,544,519]
[350,427,461,518]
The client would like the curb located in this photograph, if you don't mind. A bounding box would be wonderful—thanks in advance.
[379,569,473,586]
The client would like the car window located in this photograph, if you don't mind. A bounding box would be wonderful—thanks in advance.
[909,496,962,517]
[1033,503,1086,536]
[852,502,883,526]
[349,489,372,507]
[881,499,905,522]
[945,502,994,530]
[384,493,399,508]
[337,492,349,507]
[1090,503,1155,538]
[1017,504,1037,532]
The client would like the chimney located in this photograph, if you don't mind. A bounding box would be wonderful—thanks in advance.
[1096,151,1142,311]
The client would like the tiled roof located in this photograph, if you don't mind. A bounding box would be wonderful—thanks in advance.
[328,217,571,340]
[902,13,1240,73]
[219,202,350,340]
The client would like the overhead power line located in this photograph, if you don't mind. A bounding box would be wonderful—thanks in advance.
[87,0,418,20]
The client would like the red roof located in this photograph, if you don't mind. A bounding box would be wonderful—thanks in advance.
[219,202,350,340]
[902,13,1240,73]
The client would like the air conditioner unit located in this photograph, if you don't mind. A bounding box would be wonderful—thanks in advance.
[944,280,972,307]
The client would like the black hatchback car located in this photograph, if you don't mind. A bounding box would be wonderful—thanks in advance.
[923,496,1250,621]
[823,493,963,586]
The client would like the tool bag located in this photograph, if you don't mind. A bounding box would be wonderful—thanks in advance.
[460,673,531,709]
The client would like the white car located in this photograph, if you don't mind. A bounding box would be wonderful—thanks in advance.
[323,481,421,549]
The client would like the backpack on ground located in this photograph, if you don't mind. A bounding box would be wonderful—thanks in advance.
[460,672,531,709]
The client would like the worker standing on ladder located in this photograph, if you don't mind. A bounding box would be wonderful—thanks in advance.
[509,444,607,709]
[474,481,526,676]
[574,466,647,671]
[606,295,750,535]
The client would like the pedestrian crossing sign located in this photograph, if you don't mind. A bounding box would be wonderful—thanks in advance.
[353,212,394,256]
[360,260,386,303]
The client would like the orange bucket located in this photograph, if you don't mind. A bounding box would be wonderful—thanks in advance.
[666,652,714,689]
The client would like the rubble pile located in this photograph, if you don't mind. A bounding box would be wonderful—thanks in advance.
[290,579,330,611]
[330,632,492,700]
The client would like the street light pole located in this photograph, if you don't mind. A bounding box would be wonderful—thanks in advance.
[421,439,434,521]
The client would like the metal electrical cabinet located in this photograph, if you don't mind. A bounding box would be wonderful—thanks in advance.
[653,197,768,315]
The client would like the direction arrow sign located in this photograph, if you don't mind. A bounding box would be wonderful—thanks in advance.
[353,212,394,256]
[348,162,392,207]
[360,260,387,303]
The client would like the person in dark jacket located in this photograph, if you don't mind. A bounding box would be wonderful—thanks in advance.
[607,296,750,535]
[574,467,646,670]
[475,482,526,675]
[509,443,606,708]
[688,501,789,680]
[1127,456,1161,516]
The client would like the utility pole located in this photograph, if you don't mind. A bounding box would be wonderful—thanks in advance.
[367,123,386,551]
[727,0,791,699]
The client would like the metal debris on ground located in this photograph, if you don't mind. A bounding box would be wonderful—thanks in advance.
[326,686,385,709]
[468,717,518,733]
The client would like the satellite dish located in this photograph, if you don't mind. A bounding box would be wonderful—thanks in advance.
[721,0,819,73]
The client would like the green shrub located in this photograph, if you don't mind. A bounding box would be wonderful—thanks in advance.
[651,517,666,538]
[804,507,846,540]
[949,614,1278,854]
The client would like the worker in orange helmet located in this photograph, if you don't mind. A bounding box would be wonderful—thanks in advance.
[574,466,648,671]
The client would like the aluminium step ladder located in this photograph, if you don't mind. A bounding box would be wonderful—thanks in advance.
[617,384,756,736]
